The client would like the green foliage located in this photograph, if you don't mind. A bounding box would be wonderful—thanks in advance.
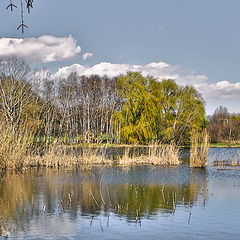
[114,72,206,145]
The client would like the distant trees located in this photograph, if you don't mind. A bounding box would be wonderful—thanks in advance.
[29,70,120,144]
[52,73,120,144]
[208,106,240,144]
[0,58,207,146]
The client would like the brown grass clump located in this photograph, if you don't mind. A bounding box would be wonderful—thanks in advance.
[0,122,34,172]
[190,130,209,168]
[231,158,240,167]
[81,146,112,165]
[119,143,180,166]
[26,143,79,168]
[35,142,180,168]
[26,143,113,168]
[0,121,181,171]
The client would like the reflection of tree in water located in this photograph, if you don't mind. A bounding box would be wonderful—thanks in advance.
[0,167,208,235]
[79,168,208,221]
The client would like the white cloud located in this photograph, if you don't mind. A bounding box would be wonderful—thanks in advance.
[0,35,81,63]
[82,52,94,61]
[203,81,240,99]
[54,64,87,78]
[53,61,208,87]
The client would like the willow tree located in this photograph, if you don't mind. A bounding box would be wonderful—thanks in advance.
[114,72,158,143]
[114,72,205,145]
[169,85,206,145]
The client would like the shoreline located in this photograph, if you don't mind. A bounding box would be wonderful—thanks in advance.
[50,142,240,148]
[210,143,240,148]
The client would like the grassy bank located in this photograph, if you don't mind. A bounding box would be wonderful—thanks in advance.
[210,143,240,148]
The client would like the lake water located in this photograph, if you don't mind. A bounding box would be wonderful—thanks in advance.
[0,147,240,239]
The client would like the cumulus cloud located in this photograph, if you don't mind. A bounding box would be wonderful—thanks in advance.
[0,35,81,63]
[53,61,240,106]
[203,81,240,99]
[53,61,208,87]
[82,52,94,61]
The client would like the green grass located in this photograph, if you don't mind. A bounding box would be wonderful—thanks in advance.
[32,135,240,148]
[210,143,240,148]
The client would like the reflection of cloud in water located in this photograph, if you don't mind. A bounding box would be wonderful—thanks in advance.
[23,216,79,239]
[207,168,240,202]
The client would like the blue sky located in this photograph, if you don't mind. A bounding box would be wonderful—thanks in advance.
[1,0,240,114]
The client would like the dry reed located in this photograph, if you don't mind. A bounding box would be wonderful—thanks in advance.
[0,121,181,171]
[28,142,180,168]
[190,130,209,168]
[26,143,113,168]
[0,122,34,171]
[231,158,240,167]
[119,143,180,166]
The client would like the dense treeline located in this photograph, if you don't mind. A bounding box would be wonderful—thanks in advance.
[208,106,240,144]
[0,58,206,146]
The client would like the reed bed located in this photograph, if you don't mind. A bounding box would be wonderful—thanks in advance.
[231,158,240,167]
[231,151,240,167]
[0,121,181,171]
[25,144,113,169]
[25,143,181,169]
[119,143,180,166]
[0,122,34,172]
[190,131,209,168]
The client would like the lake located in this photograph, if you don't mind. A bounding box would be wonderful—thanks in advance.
[0,147,240,239]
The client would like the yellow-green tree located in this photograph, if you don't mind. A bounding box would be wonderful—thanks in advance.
[114,72,205,145]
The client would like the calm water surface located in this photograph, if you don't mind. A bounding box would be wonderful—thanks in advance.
[0,148,240,239]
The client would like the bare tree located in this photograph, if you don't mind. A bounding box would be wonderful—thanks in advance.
[0,58,35,136]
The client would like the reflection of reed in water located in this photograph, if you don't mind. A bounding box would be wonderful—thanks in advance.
[0,173,38,220]
[0,167,208,235]
[0,172,40,236]
[86,170,207,221]
[209,150,240,169]
[189,168,208,206]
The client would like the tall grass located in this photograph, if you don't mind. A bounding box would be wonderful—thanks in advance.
[0,123,181,171]
[27,143,113,168]
[0,122,34,172]
[119,143,180,166]
[28,142,180,168]
[190,130,209,168]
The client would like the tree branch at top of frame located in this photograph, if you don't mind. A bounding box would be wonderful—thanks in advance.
[5,0,34,33]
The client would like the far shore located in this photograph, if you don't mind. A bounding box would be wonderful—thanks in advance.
[210,143,240,148]
[49,142,240,148]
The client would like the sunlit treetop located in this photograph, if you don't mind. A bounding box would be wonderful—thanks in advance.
[6,0,34,33]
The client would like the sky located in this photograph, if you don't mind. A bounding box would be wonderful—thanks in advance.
[0,0,240,114]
